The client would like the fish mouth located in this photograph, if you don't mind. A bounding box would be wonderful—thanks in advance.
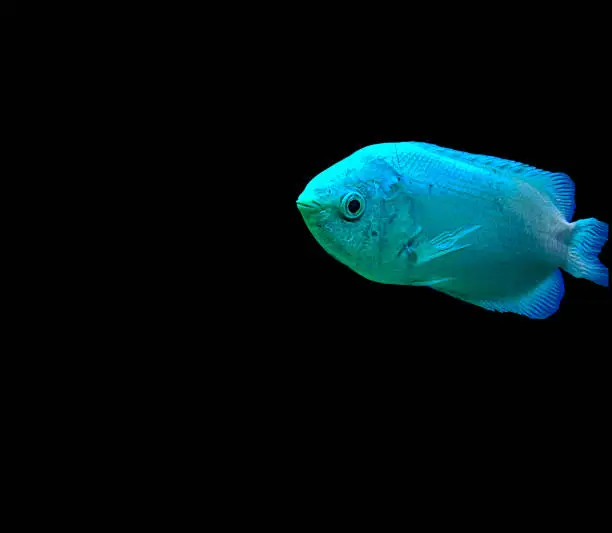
[296,200,322,211]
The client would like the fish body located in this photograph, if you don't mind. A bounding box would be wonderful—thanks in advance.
[297,142,608,319]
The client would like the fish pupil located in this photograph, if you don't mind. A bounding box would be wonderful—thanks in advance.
[348,199,360,214]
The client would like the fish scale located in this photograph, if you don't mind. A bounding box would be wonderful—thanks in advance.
[397,150,561,298]
[397,152,518,250]
[399,145,512,202]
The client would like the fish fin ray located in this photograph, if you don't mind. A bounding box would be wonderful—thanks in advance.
[565,218,609,286]
[414,225,481,265]
[467,269,565,319]
[518,172,575,222]
[408,142,576,221]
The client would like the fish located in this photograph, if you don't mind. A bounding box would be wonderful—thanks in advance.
[296,142,609,319]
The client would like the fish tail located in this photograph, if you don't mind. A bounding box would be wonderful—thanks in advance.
[565,218,609,287]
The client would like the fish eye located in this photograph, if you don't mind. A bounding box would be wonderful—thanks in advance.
[348,199,360,213]
[341,192,365,220]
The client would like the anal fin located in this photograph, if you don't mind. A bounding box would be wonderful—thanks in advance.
[468,269,565,319]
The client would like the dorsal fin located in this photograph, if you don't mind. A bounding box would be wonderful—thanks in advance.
[409,142,576,221]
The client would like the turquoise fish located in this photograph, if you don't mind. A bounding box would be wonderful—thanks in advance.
[296,142,608,319]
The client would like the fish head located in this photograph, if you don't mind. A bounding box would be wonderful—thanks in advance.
[297,147,415,278]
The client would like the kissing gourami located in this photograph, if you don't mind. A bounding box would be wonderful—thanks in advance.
[297,142,608,319]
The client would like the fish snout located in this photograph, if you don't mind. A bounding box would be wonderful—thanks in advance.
[296,190,322,213]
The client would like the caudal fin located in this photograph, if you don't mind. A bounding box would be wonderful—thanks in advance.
[565,218,609,287]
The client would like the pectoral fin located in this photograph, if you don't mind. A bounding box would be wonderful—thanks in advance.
[408,225,481,265]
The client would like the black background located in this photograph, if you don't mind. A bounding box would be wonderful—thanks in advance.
[143,24,610,377]
[16,10,610,514]
[75,17,611,504]
[218,94,610,459]
[143,40,610,457]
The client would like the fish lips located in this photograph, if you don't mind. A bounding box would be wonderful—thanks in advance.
[296,201,320,211]
[296,197,324,218]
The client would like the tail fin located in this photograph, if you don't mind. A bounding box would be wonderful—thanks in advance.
[565,218,609,287]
